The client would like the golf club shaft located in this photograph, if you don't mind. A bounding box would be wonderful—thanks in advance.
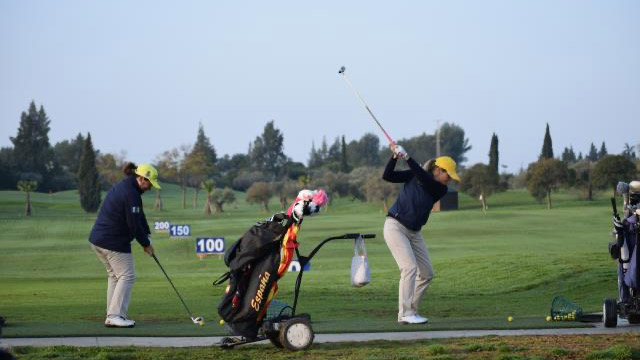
[152,254,194,319]
[340,72,395,145]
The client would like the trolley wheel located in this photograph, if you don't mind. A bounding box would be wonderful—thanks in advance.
[628,314,640,324]
[279,317,314,351]
[266,330,284,348]
[603,298,617,328]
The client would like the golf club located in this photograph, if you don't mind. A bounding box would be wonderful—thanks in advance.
[152,254,205,326]
[338,66,395,145]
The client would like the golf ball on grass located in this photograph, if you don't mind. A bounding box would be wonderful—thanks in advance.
[219,319,225,326]
[546,315,552,322]
[507,316,513,322]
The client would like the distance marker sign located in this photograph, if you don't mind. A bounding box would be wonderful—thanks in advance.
[154,221,170,233]
[169,224,191,237]
[196,237,225,254]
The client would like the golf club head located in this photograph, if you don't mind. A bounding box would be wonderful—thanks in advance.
[192,316,205,325]
[338,66,345,74]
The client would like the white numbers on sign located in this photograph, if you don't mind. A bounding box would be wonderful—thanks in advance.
[196,238,225,253]
[170,225,191,237]
[154,221,170,231]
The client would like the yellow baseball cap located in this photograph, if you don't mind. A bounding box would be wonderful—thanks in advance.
[135,164,162,189]
[434,156,460,182]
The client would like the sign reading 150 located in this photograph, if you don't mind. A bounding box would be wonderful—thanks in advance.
[196,237,225,254]
[169,225,191,237]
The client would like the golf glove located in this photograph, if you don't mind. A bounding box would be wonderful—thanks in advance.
[394,145,409,160]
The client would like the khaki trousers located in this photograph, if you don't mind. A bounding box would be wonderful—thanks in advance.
[91,244,136,318]
[383,217,434,320]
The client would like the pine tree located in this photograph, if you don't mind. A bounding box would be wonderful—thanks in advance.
[488,133,499,175]
[193,123,217,166]
[598,141,608,159]
[77,133,101,212]
[308,141,321,168]
[561,146,577,163]
[587,143,598,161]
[249,120,287,178]
[10,101,55,187]
[539,123,554,160]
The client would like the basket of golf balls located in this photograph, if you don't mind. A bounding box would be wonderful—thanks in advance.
[550,296,583,321]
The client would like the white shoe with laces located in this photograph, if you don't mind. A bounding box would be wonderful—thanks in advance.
[398,314,429,324]
[105,315,135,328]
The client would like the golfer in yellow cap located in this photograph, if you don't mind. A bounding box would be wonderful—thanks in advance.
[382,144,459,324]
[89,162,161,328]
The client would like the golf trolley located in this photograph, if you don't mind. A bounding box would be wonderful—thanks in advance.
[219,232,375,350]
[604,187,640,328]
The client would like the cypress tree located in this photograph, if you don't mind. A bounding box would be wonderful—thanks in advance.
[540,123,554,160]
[77,133,101,212]
[587,143,598,161]
[598,141,608,159]
[488,133,499,175]
[340,135,351,173]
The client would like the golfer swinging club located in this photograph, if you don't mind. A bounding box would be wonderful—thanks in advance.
[383,144,460,324]
[89,163,161,328]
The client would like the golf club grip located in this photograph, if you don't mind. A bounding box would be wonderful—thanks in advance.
[611,197,619,218]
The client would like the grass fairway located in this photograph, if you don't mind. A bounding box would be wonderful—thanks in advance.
[0,184,621,337]
[7,334,640,359]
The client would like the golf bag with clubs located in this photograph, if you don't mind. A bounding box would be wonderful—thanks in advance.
[213,190,328,340]
[605,181,640,327]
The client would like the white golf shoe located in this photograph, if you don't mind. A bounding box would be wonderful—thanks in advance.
[105,315,135,328]
[398,314,429,324]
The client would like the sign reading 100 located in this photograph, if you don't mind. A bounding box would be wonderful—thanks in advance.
[196,237,225,254]
[169,225,191,237]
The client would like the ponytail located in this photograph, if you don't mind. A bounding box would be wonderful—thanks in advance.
[422,159,437,172]
[122,162,137,176]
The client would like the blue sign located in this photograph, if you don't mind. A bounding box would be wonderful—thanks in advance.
[196,237,225,254]
[169,225,191,237]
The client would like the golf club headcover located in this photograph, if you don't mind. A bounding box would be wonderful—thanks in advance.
[288,189,329,222]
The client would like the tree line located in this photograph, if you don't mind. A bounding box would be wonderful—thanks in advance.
[1,101,471,214]
[6,101,636,215]
[460,123,639,210]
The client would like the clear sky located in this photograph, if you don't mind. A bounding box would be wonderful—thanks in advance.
[1,1,638,172]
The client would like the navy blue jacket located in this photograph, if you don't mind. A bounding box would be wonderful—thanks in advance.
[383,156,448,231]
[89,175,151,253]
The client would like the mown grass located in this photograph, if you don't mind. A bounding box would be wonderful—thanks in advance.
[4,334,640,359]
[0,184,623,337]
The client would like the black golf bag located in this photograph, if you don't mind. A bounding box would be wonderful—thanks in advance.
[214,213,292,338]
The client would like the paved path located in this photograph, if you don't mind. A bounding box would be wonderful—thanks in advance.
[2,322,639,348]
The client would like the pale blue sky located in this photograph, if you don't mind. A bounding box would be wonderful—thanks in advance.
[1,1,638,171]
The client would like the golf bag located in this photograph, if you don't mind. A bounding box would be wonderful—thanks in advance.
[214,213,296,338]
[613,214,639,303]
[606,183,640,326]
